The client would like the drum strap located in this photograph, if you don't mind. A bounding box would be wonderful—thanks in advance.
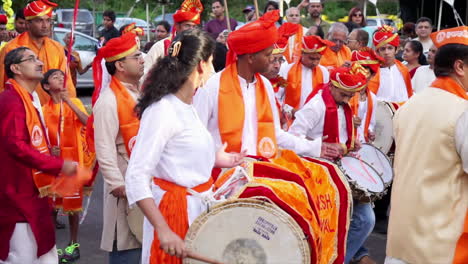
[149,178,213,264]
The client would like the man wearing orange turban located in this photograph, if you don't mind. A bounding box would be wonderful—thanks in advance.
[386,26,468,264]
[281,35,333,112]
[0,0,76,105]
[370,25,413,103]
[319,22,352,70]
[92,33,143,263]
[194,10,324,159]
[144,0,203,75]
[289,65,367,159]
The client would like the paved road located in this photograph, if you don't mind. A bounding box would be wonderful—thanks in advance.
[56,92,387,263]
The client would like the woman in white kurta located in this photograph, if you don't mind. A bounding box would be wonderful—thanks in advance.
[125,29,245,264]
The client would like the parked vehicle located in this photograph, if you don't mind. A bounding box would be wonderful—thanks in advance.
[53,28,98,89]
[154,13,174,27]
[55,9,95,37]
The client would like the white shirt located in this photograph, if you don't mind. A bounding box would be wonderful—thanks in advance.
[193,70,322,158]
[289,90,349,144]
[411,65,435,93]
[356,92,377,143]
[377,64,410,102]
[143,37,167,77]
[413,37,433,54]
[279,63,330,109]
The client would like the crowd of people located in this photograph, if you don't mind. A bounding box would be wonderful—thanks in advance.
[0,0,467,264]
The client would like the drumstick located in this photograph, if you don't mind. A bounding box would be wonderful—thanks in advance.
[186,250,224,264]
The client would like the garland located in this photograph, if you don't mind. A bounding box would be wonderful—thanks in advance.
[3,0,14,31]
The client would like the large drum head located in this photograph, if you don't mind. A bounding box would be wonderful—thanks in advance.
[184,199,310,264]
[355,144,393,186]
[374,101,394,154]
[340,156,385,196]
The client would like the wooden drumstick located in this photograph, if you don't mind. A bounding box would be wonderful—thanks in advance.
[185,250,224,264]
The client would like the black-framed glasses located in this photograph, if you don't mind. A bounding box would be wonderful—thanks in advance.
[17,56,41,64]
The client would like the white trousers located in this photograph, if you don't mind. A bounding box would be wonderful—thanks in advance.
[0,223,58,264]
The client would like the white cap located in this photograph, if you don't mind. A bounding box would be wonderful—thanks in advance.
[309,0,321,3]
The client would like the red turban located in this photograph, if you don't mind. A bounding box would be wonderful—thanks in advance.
[273,22,299,55]
[351,47,384,73]
[122,23,145,36]
[24,0,57,20]
[430,26,468,48]
[373,25,399,49]
[0,14,7,25]
[302,35,335,54]
[330,66,367,92]
[173,0,204,24]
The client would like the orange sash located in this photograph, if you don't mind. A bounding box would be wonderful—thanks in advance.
[284,26,303,64]
[368,60,413,100]
[453,210,468,264]
[431,77,468,100]
[0,32,76,104]
[109,76,140,156]
[319,46,351,70]
[7,79,55,196]
[285,62,324,109]
[218,63,277,158]
[150,178,213,264]
[349,90,374,142]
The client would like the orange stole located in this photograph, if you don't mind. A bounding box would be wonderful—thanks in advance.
[7,79,56,196]
[109,76,140,156]
[285,63,325,109]
[453,210,468,264]
[368,60,413,100]
[431,77,468,100]
[349,90,374,142]
[0,32,76,104]
[284,26,304,64]
[218,63,277,158]
[319,46,352,70]
[150,178,213,264]
[272,150,342,264]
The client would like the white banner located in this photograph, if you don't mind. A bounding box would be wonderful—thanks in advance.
[443,0,455,6]
[368,0,377,5]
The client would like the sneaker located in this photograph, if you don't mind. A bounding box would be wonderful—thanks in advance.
[60,243,80,263]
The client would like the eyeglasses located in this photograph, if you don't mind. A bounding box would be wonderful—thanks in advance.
[352,13,363,17]
[272,58,285,64]
[17,56,41,64]
[331,38,347,44]
[125,53,143,60]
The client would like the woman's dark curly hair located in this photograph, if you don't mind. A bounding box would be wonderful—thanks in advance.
[136,29,215,118]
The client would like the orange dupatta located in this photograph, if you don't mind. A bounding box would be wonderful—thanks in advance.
[368,60,413,100]
[109,76,140,156]
[349,90,374,142]
[284,26,304,64]
[431,77,468,100]
[218,63,277,158]
[319,46,352,70]
[285,62,324,109]
[7,79,55,196]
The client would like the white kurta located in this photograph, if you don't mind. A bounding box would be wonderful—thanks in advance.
[125,94,215,264]
[356,92,377,143]
[143,37,168,77]
[289,90,349,144]
[280,63,330,109]
[193,71,322,158]
[376,65,410,102]
[411,65,435,93]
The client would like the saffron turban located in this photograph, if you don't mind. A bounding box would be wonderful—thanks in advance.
[373,25,399,49]
[173,0,204,25]
[121,23,145,36]
[351,47,384,73]
[330,66,367,92]
[24,0,57,20]
[273,22,300,55]
[302,35,335,54]
[430,26,468,48]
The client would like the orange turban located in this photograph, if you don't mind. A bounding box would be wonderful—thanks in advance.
[330,66,367,92]
[273,22,299,55]
[173,0,204,24]
[302,35,335,54]
[24,0,57,20]
[121,23,145,36]
[351,47,384,73]
[373,25,399,49]
[430,26,468,48]
[0,14,7,25]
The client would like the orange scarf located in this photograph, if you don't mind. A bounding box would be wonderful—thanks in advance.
[319,46,352,70]
[218,63,277,158]
[109,76,140,156]
[285,62,324,109]
[368,60,413,100]
[7,79,55,196]
[431,77,468,100]
[0,32,76,104]
[284,26,303,64]
[150,178,213,264]
[349,90,374,142]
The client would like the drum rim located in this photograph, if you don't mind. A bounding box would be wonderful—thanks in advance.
[338,155,386,194]
[360,143,394,185]
[374,101,395,154]
[184,198,311,264]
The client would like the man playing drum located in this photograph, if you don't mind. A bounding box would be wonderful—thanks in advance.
[385,26,468,264]
[194,10,331,160]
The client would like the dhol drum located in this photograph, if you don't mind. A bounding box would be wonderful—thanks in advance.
[338,155,385,202]
[184,199,311,264]
[352,143,393,187]
[373,101,396,154]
